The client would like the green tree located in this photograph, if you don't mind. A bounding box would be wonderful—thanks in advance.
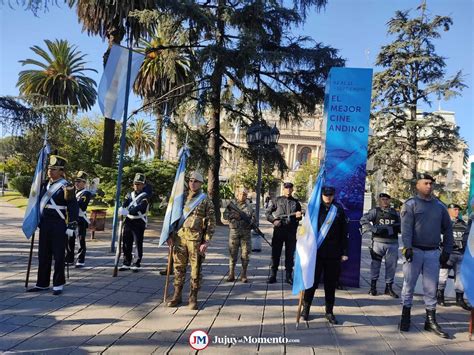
[235,161,281,203]
[126,118,155,159]
[370,4,466,192]
[294,159,319,202]
[133,18,194,159]
[17,39,97,112]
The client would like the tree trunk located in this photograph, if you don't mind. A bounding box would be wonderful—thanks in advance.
[101,25,126,167]
[155,115,163,159]
[207,0,226,225]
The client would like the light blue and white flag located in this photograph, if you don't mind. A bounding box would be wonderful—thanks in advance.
[98,45,144,121]
[22,144,50,239]
[158,146,190,246]
[292,168,326,295]
[460,215,474,304]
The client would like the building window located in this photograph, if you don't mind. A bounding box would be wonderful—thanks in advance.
[298,147,312,164]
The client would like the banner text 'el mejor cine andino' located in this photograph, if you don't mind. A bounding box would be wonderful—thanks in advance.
[322,67,373,287]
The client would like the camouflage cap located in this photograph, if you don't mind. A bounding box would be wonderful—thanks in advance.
[189,171,204,183]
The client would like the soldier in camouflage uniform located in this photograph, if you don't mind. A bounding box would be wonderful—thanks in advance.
[223,188,255,283]
[166,171,216,310]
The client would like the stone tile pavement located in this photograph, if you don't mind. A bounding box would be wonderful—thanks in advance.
[0,199,473,354]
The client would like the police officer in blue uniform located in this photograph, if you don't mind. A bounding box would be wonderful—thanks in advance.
[118,173,149,271]
[265,182,302,285]
[360,193,401,298]
[66,171,92,268]
[437,203,471,310]
[301,186,349,325]
[399,173,453,338]
[27,155,78,295]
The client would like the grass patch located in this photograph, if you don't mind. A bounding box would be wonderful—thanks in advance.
[0,191,29,210]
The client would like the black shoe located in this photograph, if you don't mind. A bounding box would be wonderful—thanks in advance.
[286,271,293,285]
[26,287,48,293]
[267,270,277,284]
[252,249,262,253]
[456,292,472,311]
[52,289,63,296]
[131,262,141,272]
[325,313,338,324]
[437,289,446,306]
[368,279,377,296]
[75,261,85,268]
[384,283,399,298]
[399,306,411,332]
[424,309,449,338]
[119,264,131,271]
[301,302,311,321]
[159,269,174,276]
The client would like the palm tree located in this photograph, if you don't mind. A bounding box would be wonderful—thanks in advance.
[16,39,97,111]
[126,118,155,160]
[134,19,194,159]
[72,0,157,167]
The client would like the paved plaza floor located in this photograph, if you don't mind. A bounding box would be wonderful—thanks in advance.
[0,199,473,354]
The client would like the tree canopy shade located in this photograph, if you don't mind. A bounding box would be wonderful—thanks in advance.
[16,39,97,112]
[370,4,466,192]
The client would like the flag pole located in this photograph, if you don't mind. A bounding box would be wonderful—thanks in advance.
[110,46,134,253]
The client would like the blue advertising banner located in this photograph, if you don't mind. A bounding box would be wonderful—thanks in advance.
[322,67,373,287]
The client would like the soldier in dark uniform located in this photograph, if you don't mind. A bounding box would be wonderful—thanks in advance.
[166,171,216,310]
[437,203,471,310]
[301,186,349,324]
[360,193,401,298]
[265,182,302,285]
[27,155,78,295]
[399,173,453,338]
[118,173,149,271]
[65,171,92,268]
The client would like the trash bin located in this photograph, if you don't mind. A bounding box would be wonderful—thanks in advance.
[89,209,107,240]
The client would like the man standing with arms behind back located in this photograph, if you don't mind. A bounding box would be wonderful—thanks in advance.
[399,173,453,338]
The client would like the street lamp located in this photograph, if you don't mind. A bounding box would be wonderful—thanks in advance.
[246,120,280,231]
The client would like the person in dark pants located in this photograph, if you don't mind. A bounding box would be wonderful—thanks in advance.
[118,173,149,271]
[360,192,401,298]
[399,173,453,338]
[301,186,348,324]
[265,182,302,285]
[66,171,92,268]
[437,203,471,310]
[27,155,78,296]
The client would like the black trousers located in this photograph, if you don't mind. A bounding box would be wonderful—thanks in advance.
[66,221,87,263]
[122,220,145,265]
[37,219,66,288]
[303,257,341,308]
[271,226,297,273]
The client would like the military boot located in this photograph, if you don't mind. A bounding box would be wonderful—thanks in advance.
[285,270,293,285]
[368,279,377,296]
[424,309,449,338]
[240,264,249,283]
[189,288,198,310]
[456,292,472,311]
[399,306,411,332]
[301,301,311,321]
[267,269,277,284]
[384,283,399,298]
[166,286,183,307]
[324,304,338,325]
[227,265,235,282]
[437,289,446,306]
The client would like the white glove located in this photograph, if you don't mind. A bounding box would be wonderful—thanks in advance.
[118,207,129,216]
[66,229,75,238]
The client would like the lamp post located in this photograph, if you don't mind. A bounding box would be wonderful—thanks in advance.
[246,121,280,227]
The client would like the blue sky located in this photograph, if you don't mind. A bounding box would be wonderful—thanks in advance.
[1,0,473,151]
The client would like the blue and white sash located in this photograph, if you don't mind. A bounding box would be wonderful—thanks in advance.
[178,192,206,228]
[76,189,91,224]
[126,191,148,223]
[317,204,338,248]
[39,178,67,219]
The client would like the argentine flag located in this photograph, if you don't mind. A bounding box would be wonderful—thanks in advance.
[460,215,474,305]
[22,144,50,239]
[158,146,190,246]
[98,45,144,121]
[292,169,325,295]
